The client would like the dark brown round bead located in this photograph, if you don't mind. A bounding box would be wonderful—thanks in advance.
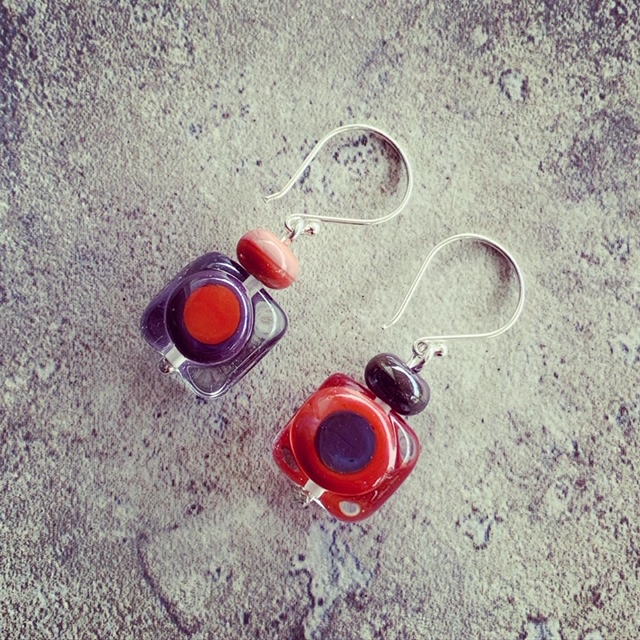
[364,353,430,416]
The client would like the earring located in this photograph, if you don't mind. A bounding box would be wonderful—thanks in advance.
[272,233,525,521]
[140,124,414,397]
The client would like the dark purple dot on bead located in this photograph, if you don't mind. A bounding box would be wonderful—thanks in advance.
[365,353,430,416]
[315,411,376,474]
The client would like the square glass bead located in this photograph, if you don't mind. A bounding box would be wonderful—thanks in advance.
[273,373,420,521]
[141,252,287,398]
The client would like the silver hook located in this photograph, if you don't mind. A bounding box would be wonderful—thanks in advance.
[264,124,413,236]
[383,233,525,362]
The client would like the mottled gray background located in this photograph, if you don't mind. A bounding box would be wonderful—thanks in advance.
[1,1,639,639]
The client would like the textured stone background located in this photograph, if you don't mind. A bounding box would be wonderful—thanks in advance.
[1,1,639,639]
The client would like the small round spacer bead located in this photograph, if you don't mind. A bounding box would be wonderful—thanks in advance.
[236,228,299,289]
[364,353,430,416]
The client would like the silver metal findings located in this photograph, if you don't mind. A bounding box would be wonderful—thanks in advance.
[384,233,526,367]
[264,123,414,237]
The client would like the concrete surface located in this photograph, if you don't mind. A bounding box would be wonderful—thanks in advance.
[1,1,639,638]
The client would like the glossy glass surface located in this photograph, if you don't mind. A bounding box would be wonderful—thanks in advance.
[236,228,298,289]
[365,352,430,415]
[183,284,242,344]
[140,252,287,397]
[272,373,421,521]
[165,270,253,364]
[316,411,376,474]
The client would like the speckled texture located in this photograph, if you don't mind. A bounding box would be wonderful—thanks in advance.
[1,1,639,639]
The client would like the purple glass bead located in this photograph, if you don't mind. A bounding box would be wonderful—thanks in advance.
[364,353,430,416]
[140,252,288,397]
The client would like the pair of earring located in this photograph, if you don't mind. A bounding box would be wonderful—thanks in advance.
[140,124,525,521]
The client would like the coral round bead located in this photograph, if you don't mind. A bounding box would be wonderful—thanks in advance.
[236,229,299,289]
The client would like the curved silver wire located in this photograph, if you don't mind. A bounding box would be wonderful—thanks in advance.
[263,123,413,232]
[383,233,525,358]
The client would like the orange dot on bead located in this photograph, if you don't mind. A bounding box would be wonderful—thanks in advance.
[237,229,299,289]
[183,284,241,345]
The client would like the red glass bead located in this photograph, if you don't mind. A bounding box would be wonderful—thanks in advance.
[273,373,421,521]
[236,229,298,289]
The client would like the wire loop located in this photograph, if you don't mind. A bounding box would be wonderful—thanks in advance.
[264,124,413,233]
[384,233,525,358]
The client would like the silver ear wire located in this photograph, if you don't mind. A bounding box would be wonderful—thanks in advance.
[384,233,525,364]
[264,123,413,237]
